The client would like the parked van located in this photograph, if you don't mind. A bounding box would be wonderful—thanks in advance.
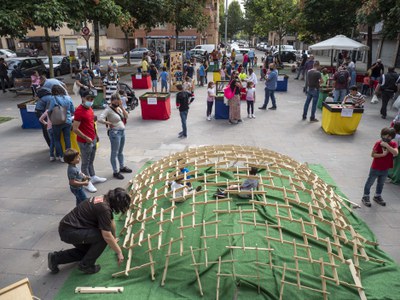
[192,44,217,53]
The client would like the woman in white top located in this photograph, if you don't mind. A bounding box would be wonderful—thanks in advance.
[246,68,258,87]
[98,93,132,180]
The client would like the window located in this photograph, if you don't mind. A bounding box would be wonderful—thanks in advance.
[20,60,32,70]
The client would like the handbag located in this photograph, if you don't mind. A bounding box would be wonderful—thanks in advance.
[223,80,236,99]
[393,95,400,111]
[49,97,67,125]
[371,94,379,104]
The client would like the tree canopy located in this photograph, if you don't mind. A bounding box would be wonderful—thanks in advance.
[226,1,244,39]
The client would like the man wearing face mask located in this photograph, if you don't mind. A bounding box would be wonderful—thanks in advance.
[103,70,119,105]
[76,65,94,98]
[259,63,278,110]
[73,90,107,193]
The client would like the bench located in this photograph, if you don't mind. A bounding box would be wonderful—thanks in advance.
[9,78,32,96]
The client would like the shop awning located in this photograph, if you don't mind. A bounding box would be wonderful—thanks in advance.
[145,36,171,39]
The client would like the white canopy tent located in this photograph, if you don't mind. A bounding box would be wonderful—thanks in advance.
[308,35,369,66]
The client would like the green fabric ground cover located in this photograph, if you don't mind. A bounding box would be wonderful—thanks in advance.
[55,163,400,300]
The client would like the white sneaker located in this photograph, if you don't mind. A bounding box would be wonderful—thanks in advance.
[248,114,251,118]
[49,157,55,162]
[207,116,211,121]
[85,181,97,193]
[252,114,256,119]
[91,175,107,184]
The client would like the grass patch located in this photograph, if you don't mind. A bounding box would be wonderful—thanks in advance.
[0,117,13,124]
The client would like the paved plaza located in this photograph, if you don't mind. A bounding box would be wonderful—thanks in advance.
[0,60,399,299]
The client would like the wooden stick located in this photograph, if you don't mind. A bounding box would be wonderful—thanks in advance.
[346,259,367,300]
[279,263,287,300]
[112,262,154,277]
[190,246,204,296]
[75,287,124,294]
[147,234,155,281]
[319,257,328,300]
[180,212,184,256]
[202,220,209,267]
[158,208,164,250]
[161,238,173,286]
[216,256,222,300]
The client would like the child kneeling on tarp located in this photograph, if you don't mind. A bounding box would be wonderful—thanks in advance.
[215,167,259,199]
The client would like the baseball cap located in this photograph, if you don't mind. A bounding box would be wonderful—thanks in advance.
[82,89,95,98]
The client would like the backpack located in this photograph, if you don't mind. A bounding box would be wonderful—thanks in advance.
[49,97,67,125]
[337,71,347,84]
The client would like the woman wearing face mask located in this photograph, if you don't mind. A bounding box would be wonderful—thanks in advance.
[98,93,132,180]
[103,70,120,105]
[228,71,243,124]
[76,65,95,98]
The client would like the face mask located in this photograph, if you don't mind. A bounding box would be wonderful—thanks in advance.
[269,68,273,71]
[381,136,391,143]
[111,103,119,108]
[84,101,93,107]
[83,70,88,74]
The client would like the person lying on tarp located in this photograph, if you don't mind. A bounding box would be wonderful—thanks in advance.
[167,175,201,199]
[214,167,259,199]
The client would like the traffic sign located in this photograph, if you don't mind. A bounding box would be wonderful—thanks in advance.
[82,34,91,41]
[81,26,90,36]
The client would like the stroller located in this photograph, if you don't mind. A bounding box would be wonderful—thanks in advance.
[117,82,139,111]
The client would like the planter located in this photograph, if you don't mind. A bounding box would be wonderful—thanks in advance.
[215,95,229,119]
[17,99,41,129]
[131,73,152,89]
[139,93,171,120]
[276,76,288,92]
[322,102,364,135]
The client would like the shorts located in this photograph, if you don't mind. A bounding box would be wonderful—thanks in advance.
[161,80,168,90]
[152,80,157,88]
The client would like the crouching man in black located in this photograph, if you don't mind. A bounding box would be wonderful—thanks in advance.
[48,187,131,274]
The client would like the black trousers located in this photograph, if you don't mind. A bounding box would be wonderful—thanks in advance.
[35,110,51,147]
[381,91,395,118]
[247,101,254,114]
[0,75,9,92]
[56,227,107,267]
[206,101,213,116]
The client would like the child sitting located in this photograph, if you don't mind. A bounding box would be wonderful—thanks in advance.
[325,92,334,103]
[118,90,128,110]
[64,148,90,206]
[342,85,366,108]
[215,167,259,199]
[361,72,370,95]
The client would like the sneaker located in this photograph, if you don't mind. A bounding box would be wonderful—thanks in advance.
[91,175,107,184]
[302,116,307,121]
[237,119,242,123]
[60,157,64,163]
[258,106,266,110]
[310,118,319,122]
[178,135,187,139]
[217,188,225,193]
[373,195,386,206]
[85,181,97,193]
[207,116,211,121]
[49,157,55,162]
[361,196,371,207]
[48,252,59,274]
[269,106,277,110]
[120,166,132,173]
[195,186,202,192]
[248,114,251,118]
[113,172,124,180]
[252,114,256,119]
[78,263,101,274]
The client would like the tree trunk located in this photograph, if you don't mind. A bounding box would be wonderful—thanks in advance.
[125,31,131,66]
[367,25,372,69]
[44,27,54,78]
[94,20,100,69]
[175,28,179,50]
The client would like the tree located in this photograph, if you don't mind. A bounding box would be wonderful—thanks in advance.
[245,0,297,52]
[227,1,243,39]
[296,0,362,43]
[164,0,209,50]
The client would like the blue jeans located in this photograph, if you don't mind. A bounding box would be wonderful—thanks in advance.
[363,168,388,196]
[70,186,88,206]
[180,110,188,137]
[263,88,276,108]
[109,129,125,173]
[78,139,97,177]
[48,128,55,158]
[52,123,71,157]
[303,88,319,120]
[333,89,347,102]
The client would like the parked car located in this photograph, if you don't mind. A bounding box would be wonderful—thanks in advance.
[191,44,217,54]
[15,48,38,57]
[42,56,72,76]
[0,49,17,58]
[273,50,297,63]
[5,57,47,85]
[189,49,207,63]
[294,50,310,60]
[228,48,250,63]
[123,48,149,59]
